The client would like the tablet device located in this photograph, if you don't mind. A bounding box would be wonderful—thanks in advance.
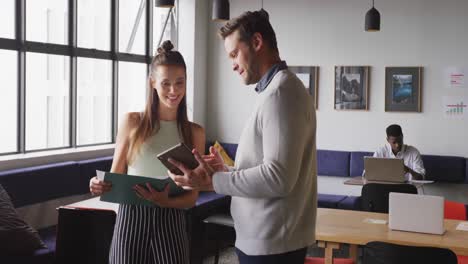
[157,143,199,175]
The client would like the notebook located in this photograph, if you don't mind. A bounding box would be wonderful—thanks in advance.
[364,157,406,183]
[389,192,445,235]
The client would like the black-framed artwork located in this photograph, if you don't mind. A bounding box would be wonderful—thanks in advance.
[334,66,369,110]
[289,66,319,109]
[385,67,422,112]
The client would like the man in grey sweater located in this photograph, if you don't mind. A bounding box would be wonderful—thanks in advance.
[169,9,317,264]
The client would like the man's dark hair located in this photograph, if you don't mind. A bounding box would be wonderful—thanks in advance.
[218,9,278,52]
[386,124,403,137]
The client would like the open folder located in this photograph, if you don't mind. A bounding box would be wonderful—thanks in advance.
[97,171,187,207]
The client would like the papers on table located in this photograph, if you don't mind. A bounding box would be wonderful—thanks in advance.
[363,218,387,225]
[456,222,468,231]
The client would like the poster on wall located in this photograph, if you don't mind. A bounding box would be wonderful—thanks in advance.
[289,66,319,109]
[443,96,467,119]
[444,67,467,89]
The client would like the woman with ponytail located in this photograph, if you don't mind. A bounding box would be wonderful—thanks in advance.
[89,40,205,264]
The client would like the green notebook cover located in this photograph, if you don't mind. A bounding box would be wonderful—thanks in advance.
[99,172,187,207]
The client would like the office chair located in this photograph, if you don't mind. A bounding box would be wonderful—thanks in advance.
[360,183,417,213]
[55,207,116,264]
[202,213,236,264]
[362,241,458,264]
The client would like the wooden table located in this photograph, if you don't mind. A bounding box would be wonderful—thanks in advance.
[316,208,468,264]
[65,196,119,212]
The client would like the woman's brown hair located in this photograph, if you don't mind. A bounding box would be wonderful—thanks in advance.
[127,40,192,164]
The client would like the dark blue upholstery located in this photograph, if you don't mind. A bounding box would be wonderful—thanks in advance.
[466,159,468,183]
[317,150,350,177]
[317,194,347,208]
[35,226,57,258]
[219,143,238,161]
[77,156,113,191]
[421,155,466,182]
[350,151,374,177]
[196,191,227,206]
[0,226,57,264]
[0,161,81,207]
[337,196,362,210]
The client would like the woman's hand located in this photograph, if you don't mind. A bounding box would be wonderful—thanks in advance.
[89,176,112,196]
[202,146,228,172]
[133,183,171,208]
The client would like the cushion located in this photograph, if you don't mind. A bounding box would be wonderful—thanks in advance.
[317,150,350,177]
[0,161,81,207]
[317,194,347,208]
[0,184,46,256]
[421,155,466,182]
[350,151,374,177]
[213,141,235,166]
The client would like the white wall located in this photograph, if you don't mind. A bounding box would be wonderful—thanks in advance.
[206,0,468,157]
[179,0,209,127]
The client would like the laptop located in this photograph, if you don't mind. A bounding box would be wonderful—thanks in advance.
[389,192,445,235]
[364,157,406,183]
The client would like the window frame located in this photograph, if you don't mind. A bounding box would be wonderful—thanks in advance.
[0,0,179,155]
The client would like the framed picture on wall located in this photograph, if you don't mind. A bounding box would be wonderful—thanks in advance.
[385,67,422,112]
[334,66,369,110]
[289,66,319,109]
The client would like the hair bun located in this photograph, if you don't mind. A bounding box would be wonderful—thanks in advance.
[157,40,174,54]
[258,9,269,20]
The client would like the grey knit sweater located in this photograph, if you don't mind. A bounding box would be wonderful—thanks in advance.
[212,69,317,255]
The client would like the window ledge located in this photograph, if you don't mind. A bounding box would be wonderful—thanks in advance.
[0,144,115,171]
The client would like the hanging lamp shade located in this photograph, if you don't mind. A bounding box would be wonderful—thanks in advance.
[365,6,380,32]
[155,0,174,8]
[212,0,230,21]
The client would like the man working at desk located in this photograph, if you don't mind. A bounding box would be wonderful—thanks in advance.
[374,124,425,180]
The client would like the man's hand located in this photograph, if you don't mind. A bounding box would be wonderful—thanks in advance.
[202,146,229,172]
[168,149,216,191]
[133,183,171,207]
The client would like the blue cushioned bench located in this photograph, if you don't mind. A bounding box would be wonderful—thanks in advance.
[214,143,468,213]
[0,155,230,264]
[0,157,113,263]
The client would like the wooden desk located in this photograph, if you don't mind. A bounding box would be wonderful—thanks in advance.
[316,208,468,264]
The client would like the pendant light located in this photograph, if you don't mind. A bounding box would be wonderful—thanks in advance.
[212,0,230,21]
[155,0,174,8]
[365,0,380,32]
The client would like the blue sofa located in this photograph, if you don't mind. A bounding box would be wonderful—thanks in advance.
[215,144,468,211]
[0,156,229,264]
[214,144,363,210]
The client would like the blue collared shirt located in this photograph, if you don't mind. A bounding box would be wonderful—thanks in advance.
[255,61,288,93]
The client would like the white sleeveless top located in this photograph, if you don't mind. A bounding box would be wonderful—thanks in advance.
[127,120,181,179]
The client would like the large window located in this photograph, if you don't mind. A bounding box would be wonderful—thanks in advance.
[154,6,178,49]
[77,58,112,146]
[26,53,70,151]
[77,0,111,51]
[0,1,178,155]
[119,0,146,55]
[0,50,18,154]
[0,0,15,39]
[27,0,69,45]
[118,62,148,126]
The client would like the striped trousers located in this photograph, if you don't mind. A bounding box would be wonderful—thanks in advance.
[109,204,189,264]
